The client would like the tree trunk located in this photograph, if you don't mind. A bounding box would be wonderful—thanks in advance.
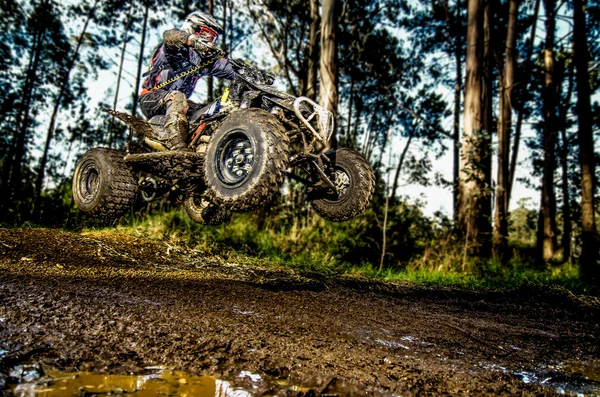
[131,1,149,118]
[391,131,414,199]
[481,0,493,254]
[351,102,363,150]
[508,0,540,206]
[446,0,464,223]
[319,0,338,149]
[552,47,574,264]
[109,1,133,148]
[7,24,46,209]
[346,76,354,143]
[493,0,517,261]
[558,57,574,263]
[216,0,228,95]
[2,27,40,201]
[228,0,233,48]
[572,0,599,282]
[537,0,558,265]
[306,0,319,99]
[453,22,462,223]
[33,0,99,219]
[207,0,214,101]
[458,0,490,256]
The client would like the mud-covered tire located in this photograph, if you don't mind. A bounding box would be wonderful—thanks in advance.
[72,148,138,221]
[204,109,289,212]
[183,195,231,225]
[311,148,375,222]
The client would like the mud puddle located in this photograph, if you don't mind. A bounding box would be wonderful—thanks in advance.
[5,365,265,396]
[484,360,600,396]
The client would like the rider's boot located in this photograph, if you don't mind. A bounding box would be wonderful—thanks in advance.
[163,112,192,152]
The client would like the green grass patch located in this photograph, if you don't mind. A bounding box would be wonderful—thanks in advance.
[82,208,599,298]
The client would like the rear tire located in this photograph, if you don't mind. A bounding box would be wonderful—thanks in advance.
[204,109,289,212]
[184,195,231,225]
[72,148,137,222]
[311,148,375,222]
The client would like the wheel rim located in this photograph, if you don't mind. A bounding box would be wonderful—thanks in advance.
[215,130,255,187]
[320,165,352,204]
[332,168,351,197]
[79,161,100,204]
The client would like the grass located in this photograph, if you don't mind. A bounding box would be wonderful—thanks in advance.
[82,207,599,298]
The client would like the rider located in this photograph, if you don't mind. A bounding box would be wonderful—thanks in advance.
[139,11,235,151]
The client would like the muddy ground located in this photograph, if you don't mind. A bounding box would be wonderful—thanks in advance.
[0,228,599,396]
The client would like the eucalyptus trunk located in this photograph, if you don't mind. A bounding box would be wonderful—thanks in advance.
[572,0,599,282]
[109,1,133,148]
[346,76,354,143]
[537,0,558,265]
[509,0,540,205]
[207,0,214,101]
[319,0,338,148]
[216,0,228,95]
[7,22,46,208]
[458,0,490,255]
[391,132,414,199]
[557,53,574,263]
[453,31,462,223]
[452,0,463,223]
[132,1,149,118]
[493,0,517,261]
[305,0,319,99]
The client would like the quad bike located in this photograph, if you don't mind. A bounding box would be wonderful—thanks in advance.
[72,58,376,225]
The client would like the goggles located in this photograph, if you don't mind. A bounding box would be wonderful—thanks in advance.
[196,26,218,43]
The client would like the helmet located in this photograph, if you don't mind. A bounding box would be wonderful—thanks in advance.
[181,11,224,43]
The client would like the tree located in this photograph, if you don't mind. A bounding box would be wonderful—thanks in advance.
[131,0,149,118]
[108,0,134,148]
[319,0,338,148]
[537,0,559,265]
[572,0,599,282]
[306,0,319,98]
[508,0,540,205]
[493,0,518,262]
[458,0,492,255]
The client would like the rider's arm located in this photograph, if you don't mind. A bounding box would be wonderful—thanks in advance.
[163,28,225,58]
[210,58,235,80]
[163,28,234,80]
[163,29,190,50]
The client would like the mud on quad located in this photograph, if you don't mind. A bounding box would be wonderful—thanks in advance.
[72,58,376,225]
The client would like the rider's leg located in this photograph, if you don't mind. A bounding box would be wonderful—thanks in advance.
[163,90,190,151]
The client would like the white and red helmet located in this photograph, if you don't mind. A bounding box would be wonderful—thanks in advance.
[181,11,224,43]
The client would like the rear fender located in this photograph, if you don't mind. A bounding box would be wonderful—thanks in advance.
[104,109,161,139]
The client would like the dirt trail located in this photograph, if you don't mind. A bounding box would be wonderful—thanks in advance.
[0,228,599,396]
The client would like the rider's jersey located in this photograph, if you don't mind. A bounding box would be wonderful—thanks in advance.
[140,29,234,97]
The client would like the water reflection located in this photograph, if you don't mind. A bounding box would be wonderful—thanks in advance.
[483,360,600,397]
[8,366,252,397]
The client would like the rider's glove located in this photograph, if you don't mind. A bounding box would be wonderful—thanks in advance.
[188,35,225,58]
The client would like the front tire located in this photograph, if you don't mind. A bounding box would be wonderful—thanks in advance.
[311,148,375,222]
[204,109,289,212]
[72,148,138,222]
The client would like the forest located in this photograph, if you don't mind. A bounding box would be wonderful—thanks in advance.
[0,0,599,290]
